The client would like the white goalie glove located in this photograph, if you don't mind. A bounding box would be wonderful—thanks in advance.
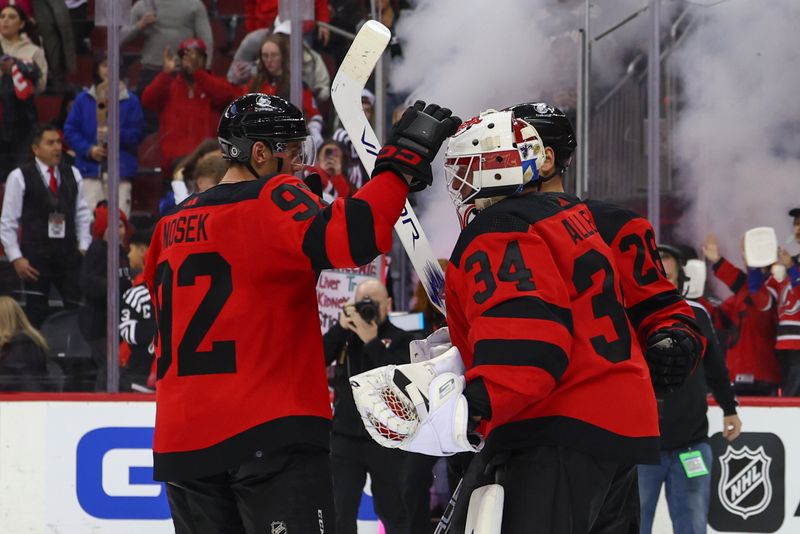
[409,327,452,363]
[350,345,481,456]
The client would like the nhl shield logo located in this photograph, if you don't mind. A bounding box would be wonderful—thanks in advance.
[718,445,772,519]
[270,521,287,534]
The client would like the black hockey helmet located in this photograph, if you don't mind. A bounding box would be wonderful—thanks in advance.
[657,243,688,292]
[657,244,686,265]
[505,102,577,173]
[218,93,308,165]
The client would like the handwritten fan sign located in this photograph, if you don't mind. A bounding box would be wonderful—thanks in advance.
[317,255,389,334]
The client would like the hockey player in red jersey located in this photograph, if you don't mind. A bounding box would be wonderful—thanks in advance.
[144,93,460,533]
[347,106,704,533]
[506,103,705,392]
[437,109,681,533]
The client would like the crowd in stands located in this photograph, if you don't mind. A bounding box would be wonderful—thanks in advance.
[0,2,796,531]
[0,0,796,393]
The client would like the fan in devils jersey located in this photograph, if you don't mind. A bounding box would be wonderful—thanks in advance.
[143,94,460,533]
[439,109,701,534]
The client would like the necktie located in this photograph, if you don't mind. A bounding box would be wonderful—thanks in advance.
[48,167,58,196]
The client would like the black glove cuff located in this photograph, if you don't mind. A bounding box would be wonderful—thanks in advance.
[373,144,433,192]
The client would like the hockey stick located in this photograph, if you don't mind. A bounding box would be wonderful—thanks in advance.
[331,20,447,316]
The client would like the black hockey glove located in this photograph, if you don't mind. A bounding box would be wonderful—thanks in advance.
[373,100,462,192]
[645,326,702,393]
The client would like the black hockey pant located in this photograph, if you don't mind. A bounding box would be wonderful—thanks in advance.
[165,449,335,534]
[446,445,640,534]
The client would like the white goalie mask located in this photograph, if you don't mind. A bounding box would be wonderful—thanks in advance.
[444,110,546,213]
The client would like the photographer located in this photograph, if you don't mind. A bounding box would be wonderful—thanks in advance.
[322,278,423,534]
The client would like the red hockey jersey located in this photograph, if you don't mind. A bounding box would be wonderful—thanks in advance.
[584,200,704,351]
[776,278,800,350]
[144,170,409,481]
[447,192,660,465]
[712,258,781,384]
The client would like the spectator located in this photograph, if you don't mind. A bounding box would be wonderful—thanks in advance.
[0,1,31,16]
[245,0,331,45]
[78,201,131,391]
[66,0,91,55]
[141,38,237,176]
[64,54,145,216]
[322,278,428,534]
[0,295,49,391]
[776,207,800,395]
[159,137,221,214]
[0,5,47,180]
[31,0,74,92]
[168,150,227,207]
[227,23,331,103]
[702,233,782,395]
[121,0,213,93]
[119,226,155,393]
[332,88,374,189]
[313,140,354,201]
[53,88,77,165]
[246,33,323,149]
[0,124,91,327]
[326,0,366,66]
[638,244,741,534]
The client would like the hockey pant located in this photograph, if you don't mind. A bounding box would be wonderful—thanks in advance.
[446,445,640,534]
[165,449,335,534]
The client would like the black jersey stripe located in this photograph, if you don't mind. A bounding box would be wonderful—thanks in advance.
[474,339,569,381]
[625,290,685,331]
[344,198,380,265]
[583,199,640,244]
[302,206,334,270]
[481,296,574,334]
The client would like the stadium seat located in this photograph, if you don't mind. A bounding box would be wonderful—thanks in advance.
[41,309,95,392]
[35,95,63,124]
[131,173,164,215]
[216,0,245,17]
[41,309,92,360]
[137,132,162,172]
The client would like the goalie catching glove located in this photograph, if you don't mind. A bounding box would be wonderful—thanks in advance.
[374,100,462,192]
[350,345,481,456]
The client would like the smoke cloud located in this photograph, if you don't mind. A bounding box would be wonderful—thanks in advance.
[391,0,671,258]
[672,0,800,261]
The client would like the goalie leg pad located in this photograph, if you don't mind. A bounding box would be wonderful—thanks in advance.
[465,484,504,534]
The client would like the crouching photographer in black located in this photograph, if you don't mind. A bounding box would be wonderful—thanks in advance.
[323,278,428,534]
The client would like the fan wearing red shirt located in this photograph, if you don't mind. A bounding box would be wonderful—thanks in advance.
[440,109,701,534]
[141,38,239,173]
[144,94,460,534]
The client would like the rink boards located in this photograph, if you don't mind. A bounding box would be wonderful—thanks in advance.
[0,394,798,534]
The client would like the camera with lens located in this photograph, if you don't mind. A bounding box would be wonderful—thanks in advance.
[354,297,379,323]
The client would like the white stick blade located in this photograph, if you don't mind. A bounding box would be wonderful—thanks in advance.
[335,21,391,85]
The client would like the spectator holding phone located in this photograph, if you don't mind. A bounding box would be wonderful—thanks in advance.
[314,140,353,200]
[141,38,237,175]
[121,0,213,93]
